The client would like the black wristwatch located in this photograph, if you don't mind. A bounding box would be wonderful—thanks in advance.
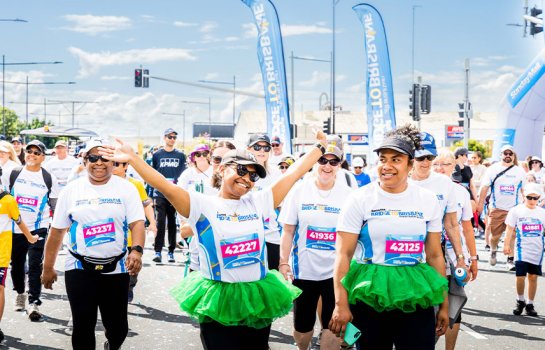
[131,245,144,255]
[315,142,326,155]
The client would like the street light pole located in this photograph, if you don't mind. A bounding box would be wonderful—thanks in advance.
[332,0,341,134]
[197,77,236,125]
[411,5,422,84]
[181,98,212,142]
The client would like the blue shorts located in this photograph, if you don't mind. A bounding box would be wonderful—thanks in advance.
[515,261,543,277]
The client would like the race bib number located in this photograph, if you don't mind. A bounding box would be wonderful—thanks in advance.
[521,221,543,237]
[384,234,425,266]
[306,226,336,251]
[220,233,261,269]
[499,185,515,195]
[82,218,116,247]
[16,195,38,208]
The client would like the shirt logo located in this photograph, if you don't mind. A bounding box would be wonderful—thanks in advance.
[370,209,424,219]
[160,158,180,168]
[301,204,341,214]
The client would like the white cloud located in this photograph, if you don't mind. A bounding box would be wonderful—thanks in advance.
[203,73,219,80]
[200,21,218,33]
[243,23,331,39]
[174,21,198,27]
[62,14,131,35]
[68,47,196,77]
[100,75,131,81]
[299,71,330,87]
[225,36,239,42]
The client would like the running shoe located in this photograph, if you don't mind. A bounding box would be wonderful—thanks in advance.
[152,252,162,263]
[489,251,497,266]
[167,252,175,263]
[525,303,538,317]
[28,303,42,321]
[485,245,491,252]
[513,300,526,315]
[507,258,516,272]
[104,340,110,350]
[0,328,4,342]
[14,293,26,311]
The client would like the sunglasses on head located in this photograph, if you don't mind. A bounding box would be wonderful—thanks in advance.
[212,156,222,164]
[317,157,340,166]
[415,155,436,162]
[114,162,127,167]
[526,195,540,201]
[228,163,260,182]
[166,135,177,140]
[251,144,271,152]
[86,154,110,163]
[194,151,209,158]
[25,149,43,156]
[503,151,513,156]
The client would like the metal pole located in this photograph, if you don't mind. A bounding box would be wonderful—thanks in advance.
[72,101,75,128]
[26,76,28,125]
[183,110,186,149]
[417,76,422,130]
[208,96,211,141]
[412,6,416,83]
[232,76,236,125]
[464,58,470,148]
[43,98,46,122]
[290,51,295,127]
[2,55,5,135]
[332,0,336,134]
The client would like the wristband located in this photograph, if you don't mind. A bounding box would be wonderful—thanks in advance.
[470,255,479,261]
[315,142,326,155]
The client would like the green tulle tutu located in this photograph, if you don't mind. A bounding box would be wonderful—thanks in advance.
[342,261,447,313]
[171,270,301,329]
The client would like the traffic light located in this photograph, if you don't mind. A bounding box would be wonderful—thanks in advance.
[322,118,331,134]
[135,69,142,87]
[409,83,420,121]
[458,102,465,127]
[420,85,431,114]
[530,7,543,36]
[143,69,149,88]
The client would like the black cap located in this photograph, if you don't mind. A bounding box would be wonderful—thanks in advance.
[221,149,267,178]
[26,140,46,154]
[454,147,469,158]
[247,134,271,147]
[271,135,282,145]
[373,135,415,159]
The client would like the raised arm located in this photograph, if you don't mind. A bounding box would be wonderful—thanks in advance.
[100,140,191,218]
[271,131,326,207]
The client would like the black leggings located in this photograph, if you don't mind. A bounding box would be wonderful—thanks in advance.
[292,278,335,332]
[154,196,178,253]
[266,242,279,270]
[65,270,129,350]
[199,320,271,350]
[350,301,436,350]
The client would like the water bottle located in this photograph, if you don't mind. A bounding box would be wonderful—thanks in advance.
[454,267,467,286]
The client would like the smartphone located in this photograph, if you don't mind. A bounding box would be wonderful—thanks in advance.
[344,322,361,346]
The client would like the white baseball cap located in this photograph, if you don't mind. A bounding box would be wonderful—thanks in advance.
[524,183,543,196]
[352,157,364,167]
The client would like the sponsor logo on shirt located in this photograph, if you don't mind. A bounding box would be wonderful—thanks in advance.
[216,212,259,222]
[75,198,122,206]
[370,208,424,219]
[301,203,341,214]
[160,158,180,168]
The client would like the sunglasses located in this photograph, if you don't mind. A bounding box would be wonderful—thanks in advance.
[114,162,127,167]
[86,154,110,163]
[526,195,540,201]
[317,157,341,166]
[279,165,289,170]
[166,135,177,140]
[25,149,43,156]
[252,144,271,152]
[228,163,260,182]
[415,155,436,162]
[212,156,222,164]
[194,151,209,158]
[271,143,281,148]
[503,151,513,156]
[354,166,362,169]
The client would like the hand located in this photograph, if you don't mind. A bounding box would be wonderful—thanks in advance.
[99,138,136,164]
[469,260,478,281]
[76,164,85,173]
[313,128,327,144]
[476,203,484,215]
[126,250,143,275]
[328,304,353,338]
[147,222,157,235]
[27,234,39,244]
[278,263,293,281]
[435,304,449,337]
[503,246,511,256]
[41,267,57,290]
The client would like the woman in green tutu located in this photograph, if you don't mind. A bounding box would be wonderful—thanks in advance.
[99,131,327,350]
[329,124,449,349]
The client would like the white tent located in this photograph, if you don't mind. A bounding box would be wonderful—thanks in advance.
[20,126,98,138]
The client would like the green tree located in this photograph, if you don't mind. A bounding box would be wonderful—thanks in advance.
[0,107,57,147]
[452,139,491,158]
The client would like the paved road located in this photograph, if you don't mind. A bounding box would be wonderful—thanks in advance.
[1,236,544,349]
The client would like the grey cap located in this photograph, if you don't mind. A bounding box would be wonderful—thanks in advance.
[221,149,267,178]
[454,147,469,158]
[324,135,344,159]
[163,128,178,136]
[373,135,416,159]
[26,140,46,154]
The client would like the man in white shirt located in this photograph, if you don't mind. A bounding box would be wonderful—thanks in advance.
[44,140,79,190]
[269,136,289,166]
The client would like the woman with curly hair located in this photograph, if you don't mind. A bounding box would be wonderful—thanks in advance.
[329,124,449,349]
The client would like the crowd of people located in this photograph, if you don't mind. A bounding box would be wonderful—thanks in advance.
[0,125,542,350]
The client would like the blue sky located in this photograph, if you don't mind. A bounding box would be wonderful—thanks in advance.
[1,0,543,138]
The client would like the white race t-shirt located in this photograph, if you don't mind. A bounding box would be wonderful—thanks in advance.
[505,204,545,265]
[445,184,473,273]
[188,189,274,283]
[278,176,352,280]
[411,172,458,215]
[337,182,442,266]
[177,166,216,196]
[52,176,145,273]
[1,159,19,191]
[44,156,79,189]
[252,167,282,244]
[481,163,525,210]
[11,168,60,233]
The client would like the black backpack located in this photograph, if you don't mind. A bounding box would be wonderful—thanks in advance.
[9,166,53,198]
